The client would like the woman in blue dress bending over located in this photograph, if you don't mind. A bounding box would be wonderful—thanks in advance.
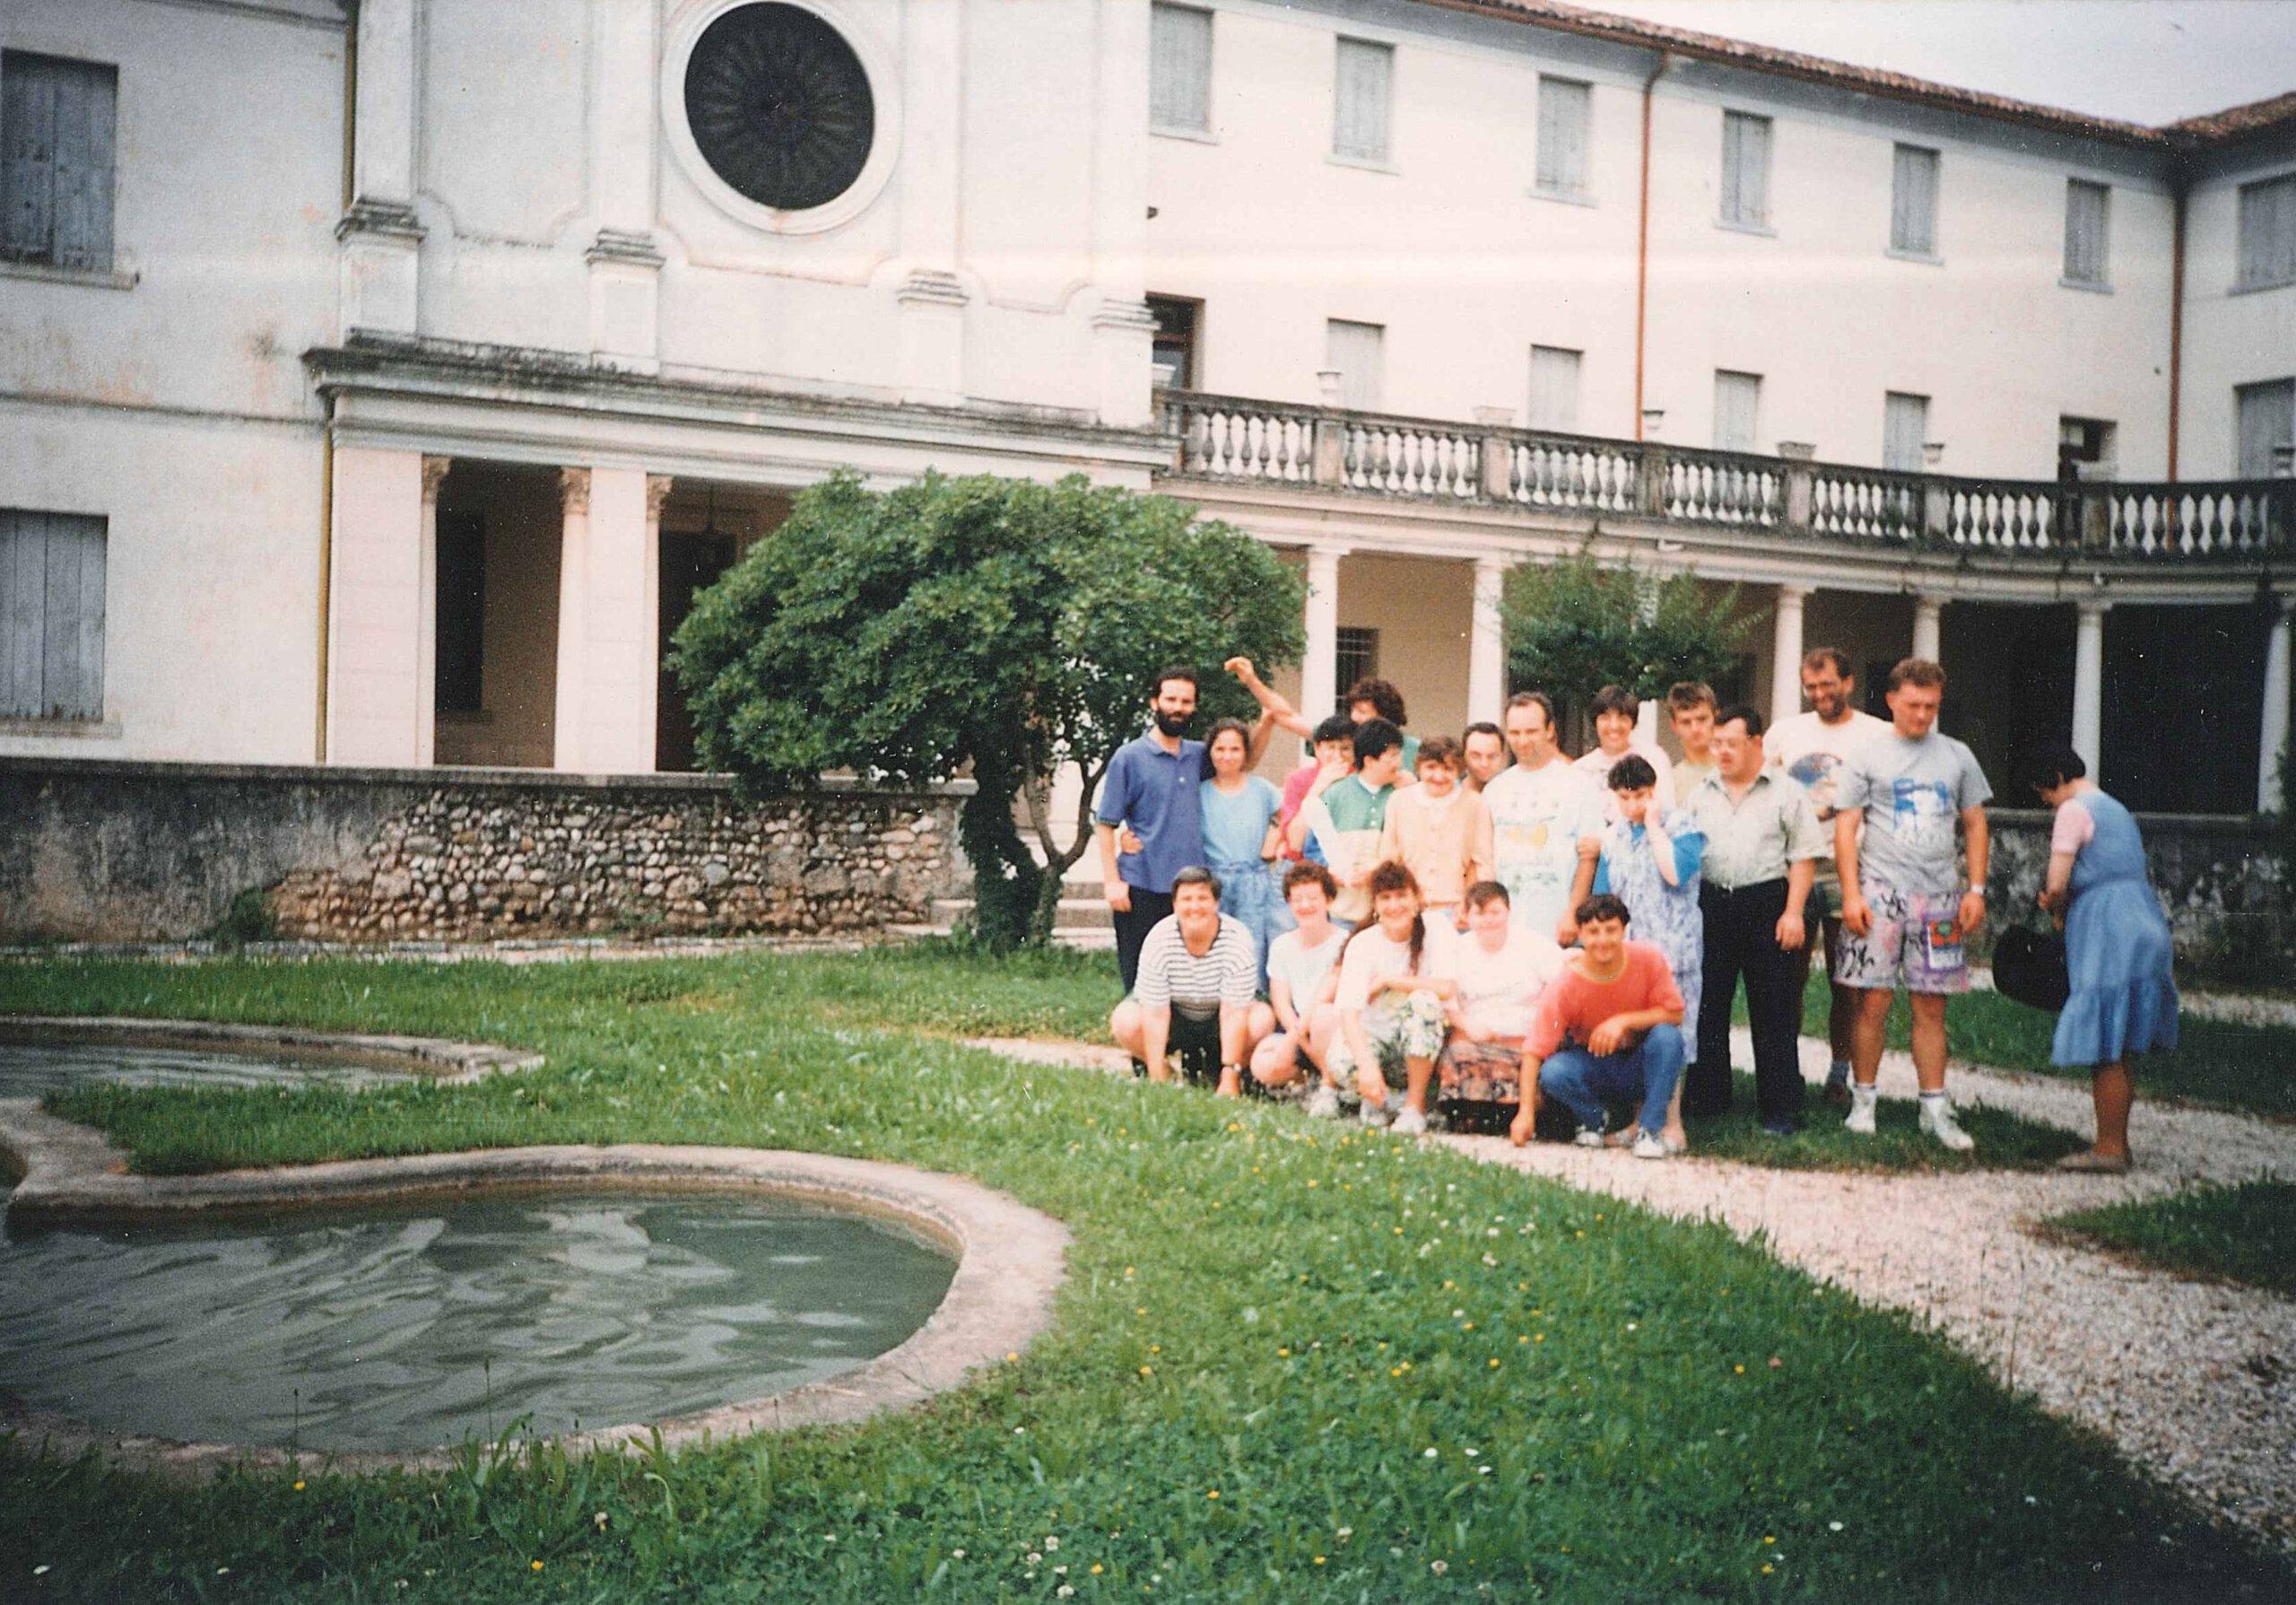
[2030,746,2179,1174]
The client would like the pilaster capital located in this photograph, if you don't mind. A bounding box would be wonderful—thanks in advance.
[896,268,970,309]
[335,198,425,244]
[1305,541,1353,564]
[420,455,452,504]
[1474,553,1510,580]
[558,467,591,516]
[1090,297,1158,334]
[587,228,665,269]
[1775,583,1812,606]
[2075,594,2113,621]
[645,475,675,520]
[1911,592,1946,615]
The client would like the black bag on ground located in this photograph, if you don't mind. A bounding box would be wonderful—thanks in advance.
[1992,926,2070,1012]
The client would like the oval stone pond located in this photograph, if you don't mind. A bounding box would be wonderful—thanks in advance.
[0,1190,958,1453]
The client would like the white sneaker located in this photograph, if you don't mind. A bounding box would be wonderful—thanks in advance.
[1304,1084,1342,1120]
[1631,1130,1668,1160]
[1845,1084,1879,1136]
[1919,1095,1976,1152]
[1359,1097,1390,1130]
[1572,1127,1607,1148]
[1390,1105,1428,1136]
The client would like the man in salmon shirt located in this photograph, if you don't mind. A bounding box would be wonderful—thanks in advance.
[1508,893,1686,1159]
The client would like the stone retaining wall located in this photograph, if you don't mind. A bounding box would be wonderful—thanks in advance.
[0,760,972,945]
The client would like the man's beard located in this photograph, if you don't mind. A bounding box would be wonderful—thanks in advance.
[1153,711,1192,737]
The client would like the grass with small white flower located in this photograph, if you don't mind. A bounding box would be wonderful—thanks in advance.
[0,945,2286,1602]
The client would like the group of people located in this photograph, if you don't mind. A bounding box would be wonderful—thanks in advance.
[1095,646,2177,1170]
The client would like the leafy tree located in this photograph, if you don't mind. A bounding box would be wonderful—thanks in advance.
[1500,546,1758,711]
[671,471,1307,948]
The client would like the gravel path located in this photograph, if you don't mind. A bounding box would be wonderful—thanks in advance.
[971,1029,2296,1550]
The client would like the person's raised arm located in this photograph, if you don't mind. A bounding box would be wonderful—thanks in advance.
[1244,707,1284,770]
[1959,807,1989,939]
[1225,657,1314,740]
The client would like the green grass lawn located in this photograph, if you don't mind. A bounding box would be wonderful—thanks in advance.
[1768,972,2296,1122]
[2039,1180,2296,1300]
[1,950,2290,1603]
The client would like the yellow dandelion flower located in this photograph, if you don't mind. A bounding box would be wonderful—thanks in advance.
[531,1560,544,1572]
[1091,1565,1104,1574]
[1206,1490,1220,1499]
[1489,1358,1500,1367]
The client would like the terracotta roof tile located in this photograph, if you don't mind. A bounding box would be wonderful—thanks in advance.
[2166,92,2296,143]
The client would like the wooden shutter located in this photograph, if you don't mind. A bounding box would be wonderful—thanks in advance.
[1326,319,1384,412]
[1883,392,1929,471]
[1529,345,1580,432]
[2063,179,2108,284]
[1333,39,1390,161]
[1,52,116,270]
[1891,144,1938,256]
[1713,371,1761,453]
[1149,4,1212,134]
[1720,111,1770,226]
[2238,174,2296,289]
[0,510,107,720]
[2237,380,2294,479]
[1535,77,1589,196]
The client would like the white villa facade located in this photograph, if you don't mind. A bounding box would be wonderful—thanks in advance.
[3,0,2292,814]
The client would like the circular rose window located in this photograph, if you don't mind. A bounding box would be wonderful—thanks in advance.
[683,4,876,214]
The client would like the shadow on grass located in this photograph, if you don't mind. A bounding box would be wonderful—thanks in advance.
[2038,1179,2296,1299]
[1683,1070,2089,1173]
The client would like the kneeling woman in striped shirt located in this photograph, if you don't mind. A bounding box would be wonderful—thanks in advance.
[1109,866,1265,1095]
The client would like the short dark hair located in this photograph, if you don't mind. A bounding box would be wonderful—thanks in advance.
[1590,684,1639,720]
[1416,734,1463,770]
[1505,690,1556,726]
[1152,666,1199,697]
[1353,718,1404,765]
[1366,859,1423,900]
[2020,745,2087,793]
[1171,865,1223,901]
[1576,892,1631,928]
[1802,647,1852,678]
[1606,754,1658,792]
[1346,676,1407,725]
[1666,681,1717,714]
[1463,721,1504,746]
[1465,880,1509,910]
[1311,713,1358,746]
[1714,702,1765,737]
[1206,717,1253,754]
[1889,657,1946,692]
[1283,860,1339,900]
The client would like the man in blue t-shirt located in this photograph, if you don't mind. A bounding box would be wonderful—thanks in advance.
[1096,667,1212,993]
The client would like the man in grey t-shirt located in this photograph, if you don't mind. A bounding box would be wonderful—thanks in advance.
[1833,658,1992,1151]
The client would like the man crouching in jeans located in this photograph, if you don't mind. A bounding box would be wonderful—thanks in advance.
[1510,894,1686,1158]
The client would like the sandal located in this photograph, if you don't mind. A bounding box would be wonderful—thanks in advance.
[2055,1149,2131,1175]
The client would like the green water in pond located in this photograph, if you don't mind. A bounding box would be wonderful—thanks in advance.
[0,1192,956,1452]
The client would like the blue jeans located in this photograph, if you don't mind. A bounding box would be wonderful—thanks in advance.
[1537,1025,1686,1137]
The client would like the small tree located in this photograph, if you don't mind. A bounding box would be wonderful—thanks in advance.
[670,471,1306,948]
[1500,547,1757,711]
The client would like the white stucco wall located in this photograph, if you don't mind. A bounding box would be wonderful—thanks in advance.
[1146,0,2179,480]
[2178,140,2296,479]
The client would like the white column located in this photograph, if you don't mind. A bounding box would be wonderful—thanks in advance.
[325,447,425,765]
[1302,545,1348,722]
[1912,594,1944,663]
[1088,0,1152,426]
[338,0,422,337]
[895,0,968,405]
[578,467,657,773]
[552,468,591,772]
[2072,598,2108,780]
[415,455,450,766]
[586,0,664,372]
[2262,597,2293,814]
[1769,584,1808,727]
[1467,554,1507,728]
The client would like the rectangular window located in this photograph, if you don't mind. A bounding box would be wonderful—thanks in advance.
[2236,379,2294,478]
[1890,143,1940,257]
[435,510,485,716]
[1713,371,1761,453]
[1332,38,1391,163]
[0,509,107,720]
[1528,345,1581,432]
[1334,627,1378,711]
[1149,4,1213,135]
[2057,416,2116,479]
[1534,76,1590,198]
[1147,294,1201,389]
[2062,179,2109,286]
[1883,391,1930,471]
[1718,110,1771,228]
[0,51,119,271]
[1326,318,1384,412]
[2236,173,2296,291]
